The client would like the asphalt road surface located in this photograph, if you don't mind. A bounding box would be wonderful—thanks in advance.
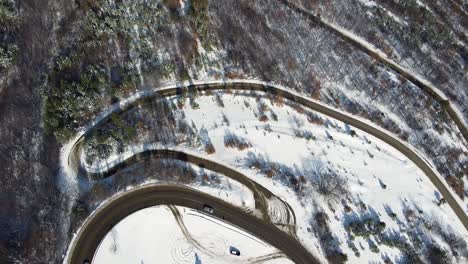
[84,147,298,234]
[66,185,320,264]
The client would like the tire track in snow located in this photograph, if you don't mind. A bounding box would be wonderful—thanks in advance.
[167,205,226,258]
[247,251,288,263]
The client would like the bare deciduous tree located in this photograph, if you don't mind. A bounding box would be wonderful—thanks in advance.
[302,158,348,199]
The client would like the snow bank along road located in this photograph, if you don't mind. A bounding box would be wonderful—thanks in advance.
[65,80,468,230]
[66,185,319,264]
[278,0,468,143]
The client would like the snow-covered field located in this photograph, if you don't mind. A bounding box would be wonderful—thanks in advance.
[93,205,293,264]
[174,91,468,262]
[85,90,468,263]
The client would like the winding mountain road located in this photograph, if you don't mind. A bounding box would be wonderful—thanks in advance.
[65,80,468,229]
[83,145,297,232]
[63,79,468,264]
[66,185,319,264]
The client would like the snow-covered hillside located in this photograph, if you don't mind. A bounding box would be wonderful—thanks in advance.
[83,90,468,263]
[3,0,467,263]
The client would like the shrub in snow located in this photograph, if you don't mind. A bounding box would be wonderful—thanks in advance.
[244,152,299,187]
[306,111,323,125]
[263,124,272,133]
[423,217,468,259]
[224,131,252,151]
[286,101,305,114]
[258,100,269,112]
[326,252,348,264]
[259,114,269,122]
[215,93,224,107]
[291,114,304,128]
[349,242,360,257]
[388,212,397,220]
[369,243,380,253]
[346,218,386,238]
[204,142,216,154]
[245,152,274,175]
[302,130,315,140]
[294,129,315,140]
[379,179,387,189]
[344,204,352,213]
[176,95,186,109]
[445,175,464,199]
[269,109,278,121]
[199,127,215,154]
[190,99,200,109]
[176,119,197,143]
[426,245,451,264]
[221,112,230,126]
[314,211,329,228]
[358,201,367,211]
[311,210,345,263]
[403,208,418,223]
[258,101,269,122]
[271,95,284,107]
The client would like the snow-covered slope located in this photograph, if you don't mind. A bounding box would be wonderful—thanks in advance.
[84,90,468,263]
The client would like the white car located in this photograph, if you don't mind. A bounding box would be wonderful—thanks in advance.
[203,204,214,214]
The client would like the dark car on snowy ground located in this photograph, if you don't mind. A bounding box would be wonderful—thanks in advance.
[230,246,241,256]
